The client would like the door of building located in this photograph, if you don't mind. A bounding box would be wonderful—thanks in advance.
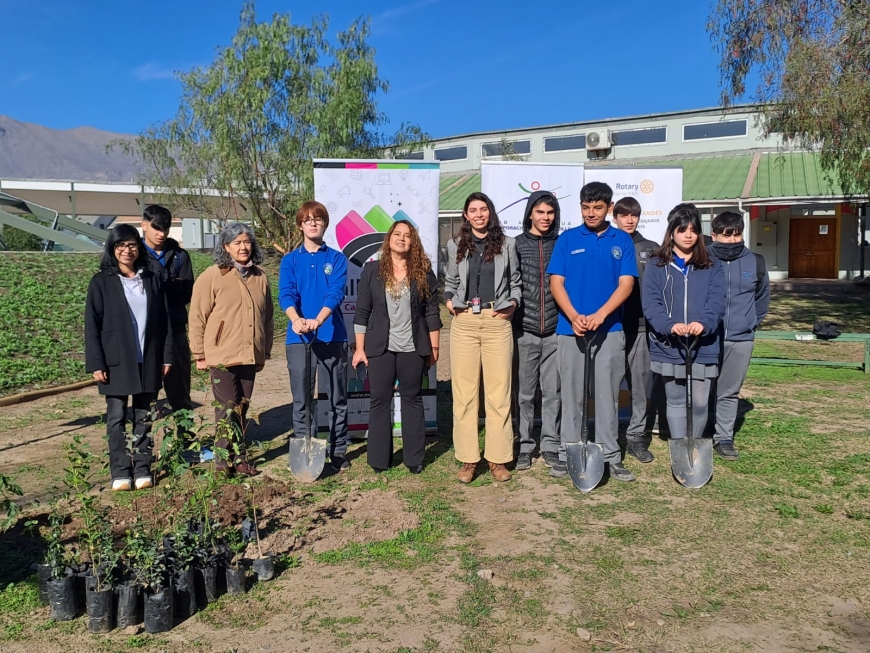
[789,217,837,279]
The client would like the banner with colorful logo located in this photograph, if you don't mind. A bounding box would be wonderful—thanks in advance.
[582,167,683,246]
[480,162,584,236]
[314,159,441,436]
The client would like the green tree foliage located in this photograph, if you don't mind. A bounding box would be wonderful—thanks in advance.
[708,1,870,196]
[126,2,427,252]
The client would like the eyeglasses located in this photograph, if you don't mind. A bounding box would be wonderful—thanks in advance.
[302,217,324,226]
[115,243,139,252]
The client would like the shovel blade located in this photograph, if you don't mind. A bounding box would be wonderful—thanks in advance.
[668,438,714,489]
[287,437,327,483]
[565,441,605,493]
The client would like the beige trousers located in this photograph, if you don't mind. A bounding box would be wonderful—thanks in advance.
[450,309,514,464]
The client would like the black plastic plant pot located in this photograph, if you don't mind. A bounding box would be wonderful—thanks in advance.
[225,564,245,595]
[73,566,91,616]
[86,586,115,633]
[144,588,173,634]
[173,568,197,619]
[116,581,142,629]
[194,564,219,608]
[252,553,275,582]
[46,575,77,621]
[36,564,51,605]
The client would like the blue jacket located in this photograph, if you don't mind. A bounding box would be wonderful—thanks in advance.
[278,243,348,344]
[706,245,770,342]
[641,257,726,366]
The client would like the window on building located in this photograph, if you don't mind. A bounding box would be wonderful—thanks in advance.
[434,145,467,161]
[612,126,667,146]
[481,140,531,157]
[544,134,586,152]
[398,151,425,160]
[683,120,747,141]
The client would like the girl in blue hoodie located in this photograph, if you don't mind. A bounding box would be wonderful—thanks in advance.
[641,204,726,440]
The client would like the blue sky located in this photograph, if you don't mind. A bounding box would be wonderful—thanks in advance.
[0,0,732,138]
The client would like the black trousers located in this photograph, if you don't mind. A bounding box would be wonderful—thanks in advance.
[367,350,427,470]
[162,322,193,412]
[106,393,156,480]
[211,365,257,467]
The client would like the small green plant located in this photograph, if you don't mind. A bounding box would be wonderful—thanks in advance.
[0,473,23,532]
[123,522,167,592]
[222,524,247,569]
[44,510,70,580]
[774,503,799,519]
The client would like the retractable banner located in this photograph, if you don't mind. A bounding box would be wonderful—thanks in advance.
[313,160,441,436]
[480,162,584,236]
[582,167,683,245]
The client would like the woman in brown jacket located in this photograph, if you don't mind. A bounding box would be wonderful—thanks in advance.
[189,223,274,476]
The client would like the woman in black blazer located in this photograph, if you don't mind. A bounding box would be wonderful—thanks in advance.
[85,224,173,491]
[352,220,442,474]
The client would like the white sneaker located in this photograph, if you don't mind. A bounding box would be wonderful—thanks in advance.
[134,477,153,490]
[112,478,132,492]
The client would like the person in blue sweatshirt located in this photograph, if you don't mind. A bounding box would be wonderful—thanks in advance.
[279,201,350,472]
[641,204,726,442]
[706,211,770,460]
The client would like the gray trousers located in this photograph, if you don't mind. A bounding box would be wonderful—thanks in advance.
[557,331,625,464]
[711,340,754,444]
[286,342,349,460]
[515,331,561,455]
[664,376,712,440]
[624,329,651,442]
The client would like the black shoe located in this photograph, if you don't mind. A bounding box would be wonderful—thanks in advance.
[609,462,636,482]
[627,442,655,464]
[541,451,559,468]
[714,441,739,461]
[372,467,387,474]
[331,457,351,471]
[549,460,568,477]
[407,465,423,474]
[515,453,532,471]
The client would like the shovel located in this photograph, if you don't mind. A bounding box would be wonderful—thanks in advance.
[288,332,326,483]
[668,336,714,489]
[566,332,605,493]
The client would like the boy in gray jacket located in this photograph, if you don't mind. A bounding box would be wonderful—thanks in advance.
[707,211,770,460]
[612,197,659,463]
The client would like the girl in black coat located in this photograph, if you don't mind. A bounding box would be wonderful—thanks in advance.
[85,224,172,491]
[352,221,442,474]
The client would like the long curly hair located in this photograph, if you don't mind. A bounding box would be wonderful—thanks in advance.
[455,192,505,264]
[377,220,433,299]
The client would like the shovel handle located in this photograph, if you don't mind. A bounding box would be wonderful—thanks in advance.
[683,335,698,442]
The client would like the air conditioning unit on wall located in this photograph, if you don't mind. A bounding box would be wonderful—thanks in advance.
[585,130,612,151]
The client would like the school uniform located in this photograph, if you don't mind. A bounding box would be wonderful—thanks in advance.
[278,243,349,463]
[546,223,638,466]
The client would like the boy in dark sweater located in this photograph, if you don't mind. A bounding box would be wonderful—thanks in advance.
[513,191,561,471]
[612,197,660,463]
[141,205,194,412]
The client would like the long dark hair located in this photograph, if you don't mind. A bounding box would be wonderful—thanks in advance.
[378,220,433,299]
[654,203,712,269]
[455,192,505,264]
[100,223,147,272]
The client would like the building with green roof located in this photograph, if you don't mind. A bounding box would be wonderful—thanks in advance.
[422,106,865,280]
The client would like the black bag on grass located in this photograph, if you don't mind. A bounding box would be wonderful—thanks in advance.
[813,321,841,340]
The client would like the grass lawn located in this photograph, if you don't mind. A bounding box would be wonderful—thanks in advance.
[0,361,868,652]
[0,251,287,396]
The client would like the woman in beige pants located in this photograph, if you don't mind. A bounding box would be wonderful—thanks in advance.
[444,192,522,484]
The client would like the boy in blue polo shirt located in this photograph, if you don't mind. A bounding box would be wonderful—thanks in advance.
[548,182,638,481]
[279,201,350,472]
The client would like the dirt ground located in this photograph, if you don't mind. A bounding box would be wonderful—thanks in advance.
[1,332,869,653]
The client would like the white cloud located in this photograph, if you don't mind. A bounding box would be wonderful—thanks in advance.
[134,63,177,82]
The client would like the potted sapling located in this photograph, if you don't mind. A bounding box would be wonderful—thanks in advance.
[43,510,77,621]
[222,523,247,595]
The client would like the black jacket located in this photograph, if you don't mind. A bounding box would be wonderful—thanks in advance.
[85,268,173,396]
[353,261,442,358]
[143,238,194,325]
[624,231,659,333]
[514,191,561,337]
